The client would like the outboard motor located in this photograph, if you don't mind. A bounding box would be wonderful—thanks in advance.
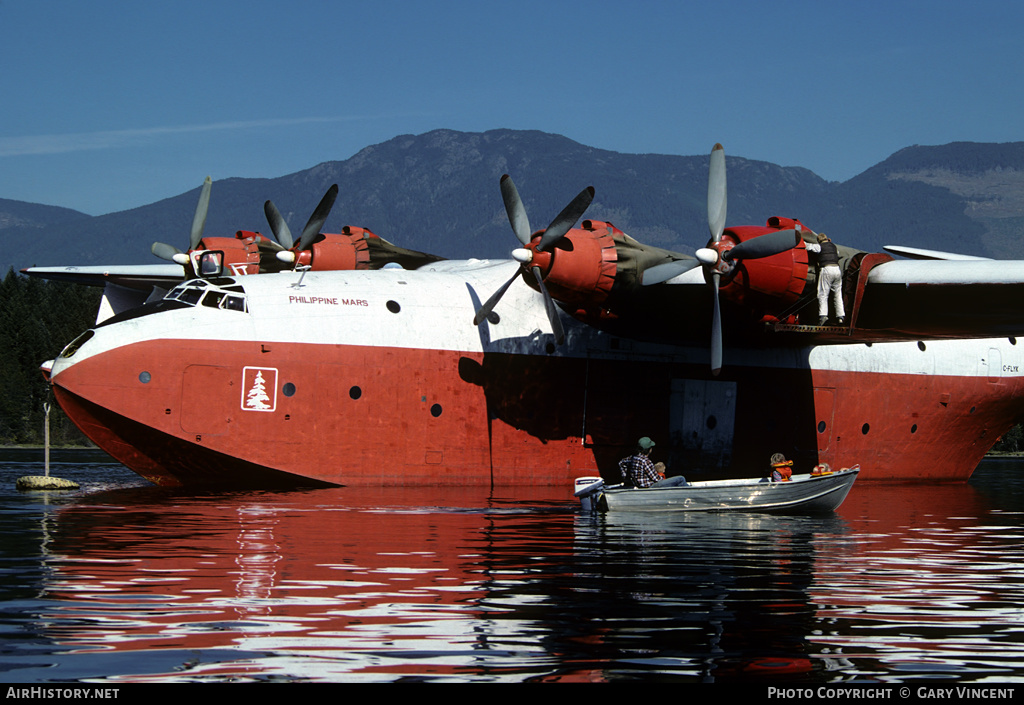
[574,476,605,512]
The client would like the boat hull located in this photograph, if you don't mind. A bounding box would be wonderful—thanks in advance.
[592,469,860,513]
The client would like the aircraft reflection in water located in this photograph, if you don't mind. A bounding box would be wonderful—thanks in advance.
[29,475,1022,683]
[26,145,1024,488]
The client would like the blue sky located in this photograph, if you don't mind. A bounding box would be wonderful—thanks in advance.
[1,0,1021,215]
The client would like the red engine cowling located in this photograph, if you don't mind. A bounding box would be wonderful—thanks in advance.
[692,219,811,321]
[711,223,810,313]
[516,219,700,323]
[291,227,374,271]
[525,220,619,308]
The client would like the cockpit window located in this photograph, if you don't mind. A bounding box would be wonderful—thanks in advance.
[223,295,246,311]
[177,287,204,305]
[201,291,225,308]
[165,279,247,313]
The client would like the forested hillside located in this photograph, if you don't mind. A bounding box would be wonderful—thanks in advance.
[0,269,100,445]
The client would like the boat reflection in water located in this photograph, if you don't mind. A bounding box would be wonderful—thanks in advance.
[9,456,1024,683]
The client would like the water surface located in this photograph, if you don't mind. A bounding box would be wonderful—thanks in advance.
[2,449,1023,683]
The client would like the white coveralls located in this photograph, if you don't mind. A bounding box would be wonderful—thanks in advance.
[806,242,845,320]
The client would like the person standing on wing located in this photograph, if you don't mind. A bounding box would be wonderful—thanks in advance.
[806,232,845,326]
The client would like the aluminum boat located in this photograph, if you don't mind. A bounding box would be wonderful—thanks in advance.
[574,466,859,513]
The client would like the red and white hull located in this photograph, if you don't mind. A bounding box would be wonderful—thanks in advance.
[48,262,1024,487]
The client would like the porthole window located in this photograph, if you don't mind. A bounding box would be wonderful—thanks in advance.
[911,424,918,434]
[349,386,362,400]
[706,415,717,430]
[918,341,927,351]
[862,423,870,435]
[139,371,151,384]
[430,403,443,418]
[817,421,826,433]
[386,300,401,314]
[282,382,296,397]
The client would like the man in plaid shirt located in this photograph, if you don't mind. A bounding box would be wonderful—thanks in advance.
[618,437,663,487]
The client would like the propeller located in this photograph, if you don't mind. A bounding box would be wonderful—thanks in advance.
[472,175,594,344]
[706,143,728,374]
[643,144,801,375]
[266,184,340,264]
[151,176,212,265]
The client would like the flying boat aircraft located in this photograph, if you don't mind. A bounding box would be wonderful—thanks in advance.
[25,145,1024,488]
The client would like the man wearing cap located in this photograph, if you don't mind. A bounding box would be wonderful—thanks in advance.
[805,232,845,326]
[618,437,665,488]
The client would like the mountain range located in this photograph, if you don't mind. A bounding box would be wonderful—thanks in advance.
[4,129,1024,276]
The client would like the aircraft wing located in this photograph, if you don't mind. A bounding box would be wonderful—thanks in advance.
[824,255,1024,341]
[22,264,185,324]
[597,244,1024,347]
[867,259,1024,285]
[881,245,991,261]
[21,264,185,290]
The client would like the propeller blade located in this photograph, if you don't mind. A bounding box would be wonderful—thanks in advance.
[189,176,212,250]
[500,175,532,246]
[708,144,727,243]
[473,269,522,325]
[724,229,801,261]
[151,241,183,262]
[538,186,594,251]
[297,184,339,251]
[256,235,285,253]
[264,200,294,249]
[481,175,581,346]
[711,271,722,375]
[642,258,702,285]
[531,266,565,345]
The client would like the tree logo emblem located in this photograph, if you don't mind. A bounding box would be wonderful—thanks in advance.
[242,367,277,412]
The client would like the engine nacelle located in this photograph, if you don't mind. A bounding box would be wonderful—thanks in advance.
[299,227,374,271]
[526,220,619,307]
[520,219,697,322]
[282,226,444,272]
[711,221,810,316]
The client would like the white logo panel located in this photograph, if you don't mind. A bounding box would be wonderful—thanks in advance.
[242,367,277,412]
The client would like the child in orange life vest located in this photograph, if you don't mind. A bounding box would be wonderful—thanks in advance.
[769,452,793,482]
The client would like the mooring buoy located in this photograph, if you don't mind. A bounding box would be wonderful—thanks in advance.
[16,475,79,490]
[16,402,79,491]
